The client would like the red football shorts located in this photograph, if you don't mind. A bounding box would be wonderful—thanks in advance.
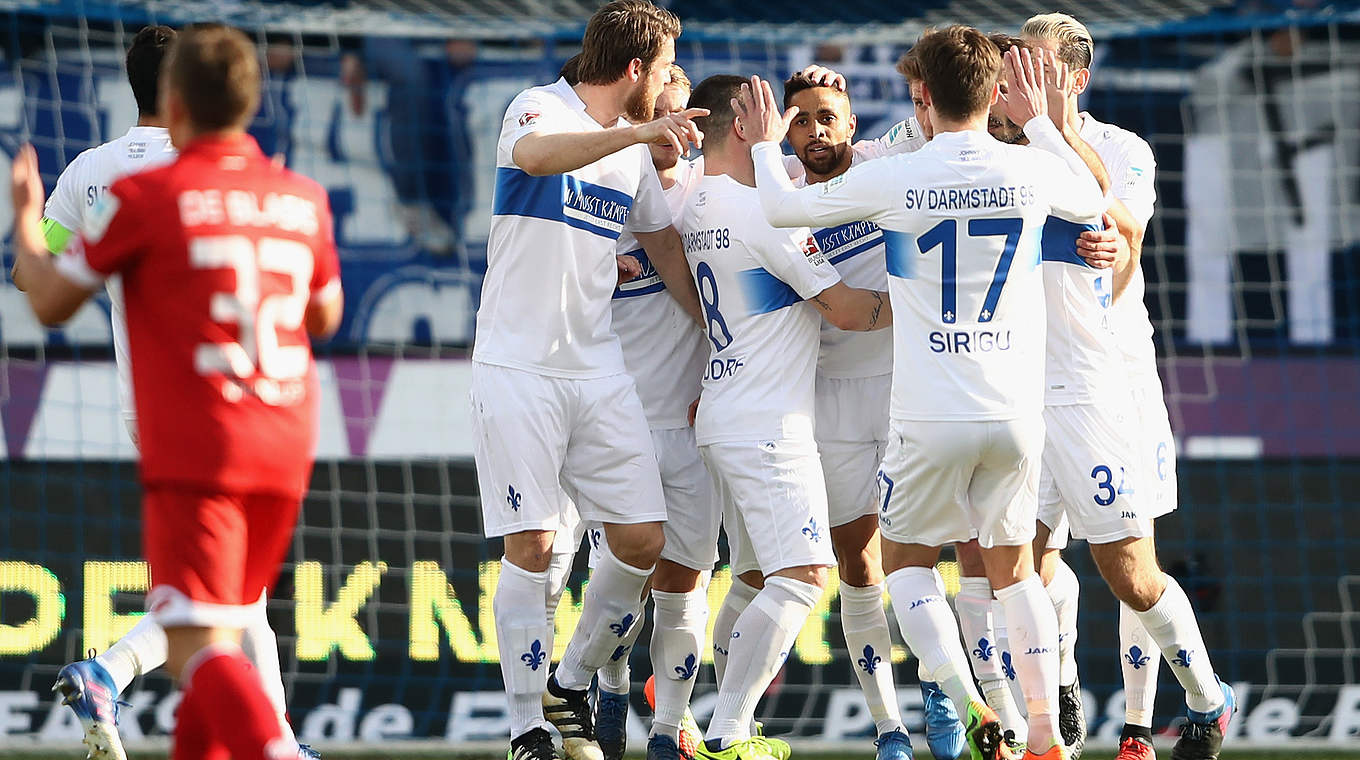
[143,486,301,628]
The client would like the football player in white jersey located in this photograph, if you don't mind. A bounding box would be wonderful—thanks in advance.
[744,28,1111,759]
[588,65,717,760]
[472,4,713,760]
[677,73,890,760]
[12,26,317,760]
[1020,14,1237,760]
[776,70,968,760]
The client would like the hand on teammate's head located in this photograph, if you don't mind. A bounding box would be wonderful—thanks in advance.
[1042,50,1073,131]
[731,75,798,146]
[792,65,846,92]
[635,107,709,154]
[1000,45,1047,128]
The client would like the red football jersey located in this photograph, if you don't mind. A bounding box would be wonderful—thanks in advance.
[61,134,340,498]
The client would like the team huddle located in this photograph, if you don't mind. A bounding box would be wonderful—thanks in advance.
[1,4,1233,760]
[477,3,1236,760]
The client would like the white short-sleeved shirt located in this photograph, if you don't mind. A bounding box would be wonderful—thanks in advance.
[791,124,927,379]
[752,119,1107,422]
[1080,113,1159,383]
[1040,216,1131,405]
[680,173,841,446]
[475,78,672,378]
[611,157,707,429]
[43,125,177,422]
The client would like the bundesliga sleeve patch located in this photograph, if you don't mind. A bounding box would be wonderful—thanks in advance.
[82,193,120,244]
[518,112,540,127]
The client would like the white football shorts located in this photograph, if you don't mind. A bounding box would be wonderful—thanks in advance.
[577,425,720,571]
[1133,373,1178,520]
[706,436,837,577]
[1037,402,1154,545]
[877,416,1043,549]
[470,362,667,539]
[815,372,891,527]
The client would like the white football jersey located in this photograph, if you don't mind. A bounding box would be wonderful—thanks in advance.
[680,173,841,446]
[611,157,707,429]
[43,125,177,422]
[1040,217,1131,405]
[476,78,672,378]
[1080,113,1159,384]
[793,130,927,379]
[752,119,1106,422]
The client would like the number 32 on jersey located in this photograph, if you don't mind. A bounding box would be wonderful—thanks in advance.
[191,235,313,404]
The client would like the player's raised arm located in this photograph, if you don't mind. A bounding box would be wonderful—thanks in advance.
[1000,47,1104,222]
[511,106,709,177]
[738,76,897,229]
[8,146,100,325]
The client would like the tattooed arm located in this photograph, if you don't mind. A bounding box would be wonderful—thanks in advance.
[807,283,892,331]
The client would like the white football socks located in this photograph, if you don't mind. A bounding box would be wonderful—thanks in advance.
[650,588,709,739]
[995,575,1061,752]
[1132,575,1224,715]
[707,576,821,747]
[1119,601,1160,728]
[1045,559,1081,688]
[886,567,983,713]
[956,576,1026,743]
[495,558,552,737]
[544,549,576,655]
[712,577,759,688]
[239,601,297,742]
[95,613,167,694]
[598,598,646,694]
[555,546,652,692]
[839,582,905,736]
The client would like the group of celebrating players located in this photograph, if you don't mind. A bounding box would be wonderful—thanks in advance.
[475,3,1237,760]
[0,3,1236,760]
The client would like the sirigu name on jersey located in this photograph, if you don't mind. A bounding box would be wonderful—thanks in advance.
[904,184,1036,211]
[178,189,321,237]
[929,328,1014,354]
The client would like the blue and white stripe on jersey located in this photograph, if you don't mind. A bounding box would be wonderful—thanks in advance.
[1040,216,1102,268]
[493,167,635,240]
[737,267,803,315]
[613,248,667,299]
[883,230,916,279]
[813,220,883,266]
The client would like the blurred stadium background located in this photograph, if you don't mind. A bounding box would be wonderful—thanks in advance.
[0,0,1358,755]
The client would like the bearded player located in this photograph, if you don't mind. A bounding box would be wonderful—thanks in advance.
[777,69,967,760]
[11,24,342,759]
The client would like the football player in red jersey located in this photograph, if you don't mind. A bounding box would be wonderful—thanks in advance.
[10,25,342,760]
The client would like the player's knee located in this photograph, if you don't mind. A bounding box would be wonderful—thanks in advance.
[652,559,703,593]
[830,521,883,586]
[605,521,664,569]
[164,625,239,682]
[955,539,987,577]
[1035,548,1061,585]
[1090,538,1163,610]
[771,564,829,590]
[503,529,556,573]
[737,570,765,590]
